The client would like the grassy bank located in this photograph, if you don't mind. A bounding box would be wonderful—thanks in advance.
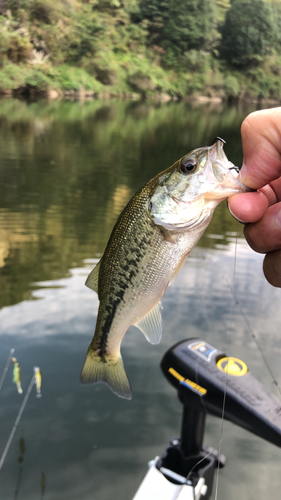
[1,0,281,101]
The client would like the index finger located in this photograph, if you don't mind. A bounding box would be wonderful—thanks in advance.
[240,107,281,189]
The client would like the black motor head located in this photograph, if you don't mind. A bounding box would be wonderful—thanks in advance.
[161,338,281,447]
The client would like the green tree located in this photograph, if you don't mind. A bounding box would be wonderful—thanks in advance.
[214,0,231,23]
[137,0,217,55]
[270,0,281,50]
[220,0,275,66]
[66,5,104,63]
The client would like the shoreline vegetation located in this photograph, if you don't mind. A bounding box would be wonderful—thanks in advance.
[1,0,281,102]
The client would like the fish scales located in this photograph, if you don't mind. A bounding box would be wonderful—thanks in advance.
[94,181,203,357]
[81,139,251,399]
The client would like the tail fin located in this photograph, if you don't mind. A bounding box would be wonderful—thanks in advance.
[80,350,132,400]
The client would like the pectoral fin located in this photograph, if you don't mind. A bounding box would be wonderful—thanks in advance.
[85,260,101,293]
[159,225,175,243]
[134,302,162,345]
[168,254,189,286]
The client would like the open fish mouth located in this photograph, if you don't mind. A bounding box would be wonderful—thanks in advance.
[212,137,238,170]
[210,137,239,178]
[210,137,256,192]
[207,138,252,197]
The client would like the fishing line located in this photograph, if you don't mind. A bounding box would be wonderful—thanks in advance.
[185,448,213,484]
[191,226,240,499]
[0,372,35,472]
[213,226,239,500]
[224,277,281,398]
[0,349,15,391]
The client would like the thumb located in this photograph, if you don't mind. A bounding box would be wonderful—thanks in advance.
[240,108,281,189]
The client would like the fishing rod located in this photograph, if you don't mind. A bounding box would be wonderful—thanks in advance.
[133,338,281,500]
[0,349,15,390]
[0,373,34,472]
[0,366,42,472]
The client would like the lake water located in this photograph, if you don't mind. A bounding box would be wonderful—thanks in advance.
[0,98,280,500]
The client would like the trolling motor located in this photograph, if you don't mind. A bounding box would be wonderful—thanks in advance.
[133,338,281,500]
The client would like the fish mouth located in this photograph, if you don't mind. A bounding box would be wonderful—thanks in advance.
[210,138,239,178]
[208,138,253,197]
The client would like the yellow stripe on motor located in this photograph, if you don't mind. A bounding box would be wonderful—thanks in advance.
[168,367,207,395]
[169,367,185,382]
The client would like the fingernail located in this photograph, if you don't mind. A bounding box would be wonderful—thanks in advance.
[263,251,281,287]
[273,261,281,277]
[275,210,281,230]
[228,204,248,224]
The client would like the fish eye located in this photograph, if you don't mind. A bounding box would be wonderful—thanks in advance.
[180,157,197,174]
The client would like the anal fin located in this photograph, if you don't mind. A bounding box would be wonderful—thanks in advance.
[134,301,162,345]
[85,260,101,293]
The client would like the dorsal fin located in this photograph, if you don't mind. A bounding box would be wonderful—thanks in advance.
[85,260,101,294]
[134,301,162,345]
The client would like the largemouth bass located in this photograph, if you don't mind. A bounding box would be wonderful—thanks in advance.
[81,138,250,399]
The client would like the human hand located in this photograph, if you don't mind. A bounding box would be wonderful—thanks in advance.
[228,107,281,287]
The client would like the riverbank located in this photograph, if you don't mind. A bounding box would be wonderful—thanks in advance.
[1,88,280,107]
[1,58,281,104]
[1,0,281,103]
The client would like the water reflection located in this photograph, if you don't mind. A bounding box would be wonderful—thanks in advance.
[0,98,258,309]
[0,99,280,500]
[14,434,25,500]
